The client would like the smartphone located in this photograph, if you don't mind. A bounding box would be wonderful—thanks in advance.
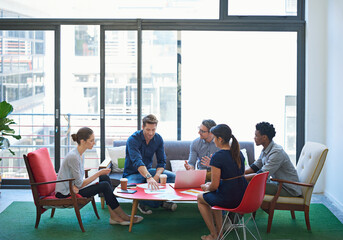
[117,189,137,194]
[127,183,137,188]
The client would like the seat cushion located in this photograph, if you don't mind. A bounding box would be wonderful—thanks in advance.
[263,194,305,205]
[27,148,57,196]
[43,193,84,200]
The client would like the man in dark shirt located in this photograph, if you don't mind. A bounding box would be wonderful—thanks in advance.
[123,114,176,214]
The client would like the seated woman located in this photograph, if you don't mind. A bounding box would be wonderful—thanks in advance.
[55,127,143,225]
[197,124,248,240]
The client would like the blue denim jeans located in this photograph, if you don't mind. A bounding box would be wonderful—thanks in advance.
[126,168,175,208]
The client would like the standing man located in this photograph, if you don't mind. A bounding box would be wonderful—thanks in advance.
[184,119,219,181]
[123,114,176,214]
[245,122,302,197]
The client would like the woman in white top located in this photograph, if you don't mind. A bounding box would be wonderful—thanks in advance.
[55,127,143,225]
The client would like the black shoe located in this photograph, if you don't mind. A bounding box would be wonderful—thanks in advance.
[162,201,177,211]
[138,203,153,215]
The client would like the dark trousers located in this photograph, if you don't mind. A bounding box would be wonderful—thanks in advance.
[56,175,120,210]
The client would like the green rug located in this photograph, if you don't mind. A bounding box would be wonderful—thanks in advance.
[0,202,342,240]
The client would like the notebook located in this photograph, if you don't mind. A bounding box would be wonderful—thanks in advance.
[172,170,207,189]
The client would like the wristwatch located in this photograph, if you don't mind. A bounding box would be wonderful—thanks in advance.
[145,173,152,179]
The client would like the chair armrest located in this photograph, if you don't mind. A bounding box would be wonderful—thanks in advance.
[99,158,112,169]
[30,178,75,186]
[84,168,91,178]
[267,178,311,206]
[271,178,314,188]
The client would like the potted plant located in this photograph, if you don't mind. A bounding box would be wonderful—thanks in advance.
[0,100,22,189]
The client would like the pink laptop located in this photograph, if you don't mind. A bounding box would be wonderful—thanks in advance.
[172,170,207,189]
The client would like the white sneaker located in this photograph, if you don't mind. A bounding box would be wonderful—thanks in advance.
[138,203,153,215]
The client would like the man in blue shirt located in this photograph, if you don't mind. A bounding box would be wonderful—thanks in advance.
[123,114,176,214]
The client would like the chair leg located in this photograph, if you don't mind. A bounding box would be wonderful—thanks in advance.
[73,206,86,232]
[304,205,311,231]
[250,213,262,240]
[218,212,235,240]
[242,216,247,240]
[267,209,275,233]
[101,197,105,209]
[92,198,100,219]
[290,210,295,219]
[50,208,56,218]
[35,207,42,228]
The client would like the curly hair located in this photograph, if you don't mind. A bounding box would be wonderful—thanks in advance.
[256,122,276,141]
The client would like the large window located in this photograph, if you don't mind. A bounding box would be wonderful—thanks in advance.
[181,31,297,163]
[0,0,219,19]
[0,30,54,179]
[0,1,305,186]
[61,25,100,175]
[142,31,178,139]
[104,30,138,149]
[228,0,297,16]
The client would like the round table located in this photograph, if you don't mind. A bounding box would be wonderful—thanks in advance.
[114,183,203,232]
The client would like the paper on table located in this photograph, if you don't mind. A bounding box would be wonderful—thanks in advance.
[137,183,164,189]
[180,189,203,196]
[144,189,169,194]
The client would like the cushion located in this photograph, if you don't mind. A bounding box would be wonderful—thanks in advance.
[107,146,126,173]
[263,194,305,205]
[170,160,186,172]
[27,148,57,196]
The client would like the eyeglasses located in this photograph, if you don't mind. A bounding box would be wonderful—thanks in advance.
[198,127,208,134]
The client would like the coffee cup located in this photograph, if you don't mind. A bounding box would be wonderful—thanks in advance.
[159,174,167,185]
[120,178,128,190]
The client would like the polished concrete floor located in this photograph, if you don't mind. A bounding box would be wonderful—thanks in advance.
[0,189,342,224]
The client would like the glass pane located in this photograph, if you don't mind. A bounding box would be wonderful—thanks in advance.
[61,25,100,174]
[0,0,219,19]
[142,31,178,140]
[105,31,138,150]
[181,31,297,165]
[228,0,297,16]
[0,30,55,179]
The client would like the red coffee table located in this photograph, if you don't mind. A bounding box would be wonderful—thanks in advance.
[114,183,203,232]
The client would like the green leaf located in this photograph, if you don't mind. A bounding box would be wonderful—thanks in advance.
[0,101,13,119]
[8,148,15,155]
[0,101,21,160]
[2,133,21,140]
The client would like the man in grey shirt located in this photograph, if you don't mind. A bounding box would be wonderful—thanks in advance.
[245,122,302,197]
[184,119,219,180]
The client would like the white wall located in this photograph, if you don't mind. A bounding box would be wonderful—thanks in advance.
[306,0,343,210]
[305,0,328,193]
[325,0,343,209]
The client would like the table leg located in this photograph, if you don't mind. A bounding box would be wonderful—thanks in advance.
[129,199,139,232]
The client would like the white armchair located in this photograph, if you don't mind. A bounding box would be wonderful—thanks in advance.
[260,142,329,233]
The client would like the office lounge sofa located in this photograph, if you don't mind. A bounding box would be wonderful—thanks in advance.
[99,140,255,188]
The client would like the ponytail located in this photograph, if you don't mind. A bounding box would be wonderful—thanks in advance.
[230,135,241,168]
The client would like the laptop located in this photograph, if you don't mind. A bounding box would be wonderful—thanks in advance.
[172,170,207,189]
